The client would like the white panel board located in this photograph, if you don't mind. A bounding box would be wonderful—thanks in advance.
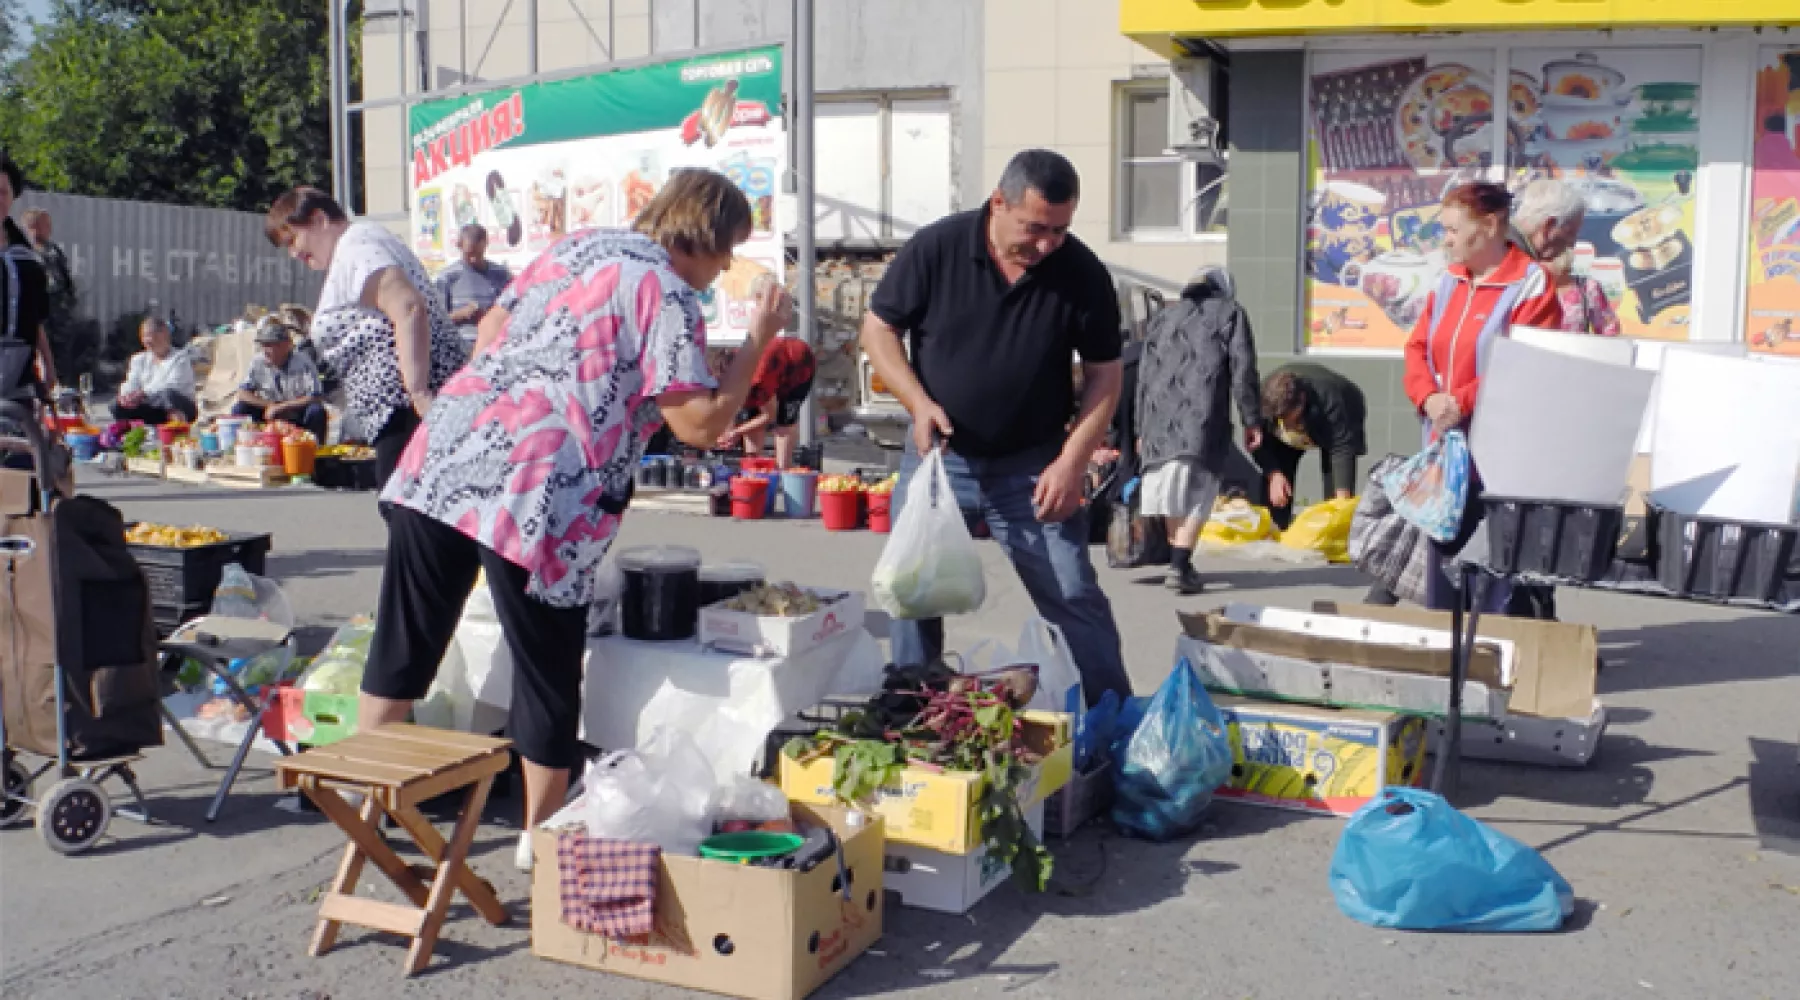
[813,102,882,242]
[889,99,954,237]
[1649,352,1800,522]
[1472,339,1656,505]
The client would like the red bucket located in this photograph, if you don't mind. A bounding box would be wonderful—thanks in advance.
[819,490,863,531]
[730,476,770,520]
[867,492,892,534]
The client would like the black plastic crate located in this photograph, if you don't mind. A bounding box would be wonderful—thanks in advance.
[311,456,379,491]
[1652,506,1800,603]
[126,528,273,607]
[1482,498,1623,583]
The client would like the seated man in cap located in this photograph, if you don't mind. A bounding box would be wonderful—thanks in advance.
[233,318,328,442]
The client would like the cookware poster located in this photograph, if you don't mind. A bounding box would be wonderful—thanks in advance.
[1746,47,1800,355]
[1510,46,1701,342]
[1304,50,1498,352]
[407,45,785,345]
[1303,46,1701,351]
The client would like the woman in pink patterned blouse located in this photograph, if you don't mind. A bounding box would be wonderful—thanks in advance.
[1547,250,1622,338]
[358,170,794,868]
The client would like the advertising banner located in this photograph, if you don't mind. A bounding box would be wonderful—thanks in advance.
[407,45,785,344]
[1746,48,1800,355]
[1304,46,1701,352]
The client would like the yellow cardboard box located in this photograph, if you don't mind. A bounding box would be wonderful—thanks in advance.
[778,712,1073,855]
[1214,695,1426,817]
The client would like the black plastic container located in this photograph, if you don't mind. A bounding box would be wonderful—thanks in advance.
[1652,506,1800,603]
[126,527,274,607]
[1481,498,1622,583]
[698,560,765,607]
[617,545,702,640]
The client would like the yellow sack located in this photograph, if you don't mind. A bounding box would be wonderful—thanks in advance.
[1278,497,1359,563]
[1200,497,1276,546]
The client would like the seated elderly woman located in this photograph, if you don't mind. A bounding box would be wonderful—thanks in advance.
[112,317,197,425]
[233,318,328,442]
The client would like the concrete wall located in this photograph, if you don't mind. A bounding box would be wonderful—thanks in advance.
[986,0,1225,297]
[359,0,982,218]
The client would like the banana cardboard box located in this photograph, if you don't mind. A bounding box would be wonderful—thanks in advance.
[1213,694,1426,817]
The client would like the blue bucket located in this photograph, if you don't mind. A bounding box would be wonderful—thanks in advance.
[66,433,99,462]
[779,471,818,518]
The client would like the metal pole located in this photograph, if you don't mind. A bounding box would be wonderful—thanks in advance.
[527,0,539,74]
[327,0,345,201]
[793,0,817,449]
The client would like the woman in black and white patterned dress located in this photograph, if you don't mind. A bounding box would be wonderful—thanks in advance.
[264,187,467,495]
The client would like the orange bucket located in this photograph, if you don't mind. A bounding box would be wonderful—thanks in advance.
[282,438,316,476]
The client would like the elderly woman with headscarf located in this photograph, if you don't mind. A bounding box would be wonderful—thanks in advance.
[1135,266,1262,594]
[265,187,466,490]
[358,169,794,870]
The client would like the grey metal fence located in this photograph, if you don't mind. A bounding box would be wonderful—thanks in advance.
[14,191,323,356]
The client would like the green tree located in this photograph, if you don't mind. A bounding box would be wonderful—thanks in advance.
[0,0,331,212]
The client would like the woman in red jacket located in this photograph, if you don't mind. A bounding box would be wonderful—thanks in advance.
[1400,182,1562,608]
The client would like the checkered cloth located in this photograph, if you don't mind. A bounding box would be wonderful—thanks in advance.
[557,831,661,939]
[1350,455,1434,605]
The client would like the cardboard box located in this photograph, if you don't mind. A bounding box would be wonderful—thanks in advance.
[1045,763,1113,839]
[1214,695,1427,817]
[1428,700,1609,768]
[883,801,1044,915]
[531,804,883,1000]
[1311,602,1598,721]
[698,590,867,659]
[779,713,1073,854]
[1178,605,1515,721]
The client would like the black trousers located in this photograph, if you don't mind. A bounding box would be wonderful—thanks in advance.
[111,391,197,425]
[363,506,589,768]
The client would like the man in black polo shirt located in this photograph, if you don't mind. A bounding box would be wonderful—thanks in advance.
[861,149,1132,705]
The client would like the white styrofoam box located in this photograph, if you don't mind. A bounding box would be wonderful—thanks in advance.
[696,589,867,658]
[882,801,1045,915]
[1222,603,1518,688]
[1429,700,1608,768]
[1328,663,1509,722]
[1176,634,1331,704]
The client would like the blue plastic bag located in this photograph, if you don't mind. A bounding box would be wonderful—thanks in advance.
[1330,787,1574,932]
[1378,430,1471,544]
[1110,658,1233,841]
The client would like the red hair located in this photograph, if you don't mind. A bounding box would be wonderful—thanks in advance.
[1441,182,1513,222]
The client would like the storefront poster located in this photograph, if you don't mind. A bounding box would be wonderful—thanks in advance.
[407,46,785,345]
[1304,50,1498,351]
[1746,47,1800,355]
[1511,47,1701,342]
[1304,46,1701,351]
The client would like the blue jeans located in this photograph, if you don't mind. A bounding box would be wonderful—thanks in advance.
[888,442,1134,706]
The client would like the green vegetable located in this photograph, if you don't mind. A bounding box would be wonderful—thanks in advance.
[783,667,1055,891]
[871,547,985,619]
[121,426,150,459]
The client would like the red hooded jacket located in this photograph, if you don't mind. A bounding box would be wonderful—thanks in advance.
[1402,244,1562,421]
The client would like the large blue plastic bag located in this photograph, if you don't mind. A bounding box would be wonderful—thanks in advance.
[1111,658,1233,841]
[1330,787,1574,932]
[1377,430,1471,544]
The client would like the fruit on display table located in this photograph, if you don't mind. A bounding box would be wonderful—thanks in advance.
[124,523,230,548]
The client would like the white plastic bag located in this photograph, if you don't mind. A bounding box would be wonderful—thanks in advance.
[579,727,719,855]
[714,774,791,824]
[870,450,986,619]
[964,617,1085,717]
[209,563,295,627]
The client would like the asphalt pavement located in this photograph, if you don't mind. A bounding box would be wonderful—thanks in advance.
[3,469,1800,999]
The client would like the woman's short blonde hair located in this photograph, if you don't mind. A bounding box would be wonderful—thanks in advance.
[633,169,752,259]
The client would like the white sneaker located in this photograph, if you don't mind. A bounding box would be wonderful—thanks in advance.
[514,831,534,872]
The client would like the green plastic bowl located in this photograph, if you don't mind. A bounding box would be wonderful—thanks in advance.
[698,831,804,863]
